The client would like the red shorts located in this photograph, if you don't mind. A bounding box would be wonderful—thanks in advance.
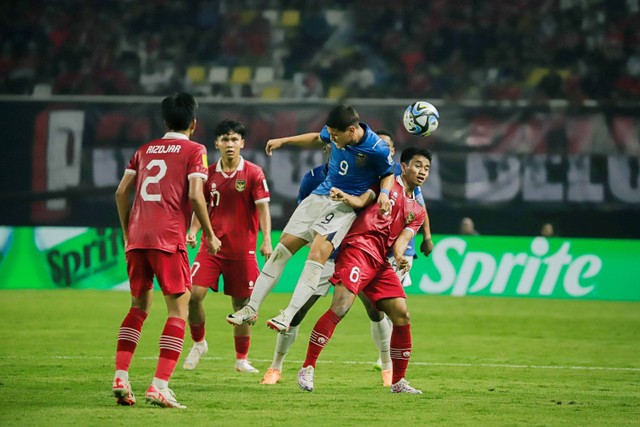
[191,252,259,299]
[330,244,406,303]
[126,249,191,297]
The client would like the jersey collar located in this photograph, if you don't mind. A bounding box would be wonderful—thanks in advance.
[396,175,415,199]
[216,156,245,178]
[162,132,190,140]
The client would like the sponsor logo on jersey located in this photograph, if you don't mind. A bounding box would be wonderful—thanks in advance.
[235,180,246,191]
[355,153,367,167]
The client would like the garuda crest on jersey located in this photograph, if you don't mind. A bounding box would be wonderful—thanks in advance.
[355,153,367,167]
[235,180,246,192]
[405,210,416,224]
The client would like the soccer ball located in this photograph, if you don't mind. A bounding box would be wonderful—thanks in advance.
[403,101,439,137]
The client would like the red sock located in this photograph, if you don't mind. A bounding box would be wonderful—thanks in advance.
[303,309,341,368]
[189,322,205,343]
[390,323,412,384]
[234,336,250,359]
[115,307,148,371]
[154,317,185,381]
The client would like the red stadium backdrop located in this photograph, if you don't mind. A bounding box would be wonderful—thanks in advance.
[0,99,638,237]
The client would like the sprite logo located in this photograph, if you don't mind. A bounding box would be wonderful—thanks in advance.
[419,237,602,298]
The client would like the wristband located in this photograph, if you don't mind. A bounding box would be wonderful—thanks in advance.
[380,188,390,196]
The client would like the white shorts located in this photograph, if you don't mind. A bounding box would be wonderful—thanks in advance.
[387,256,414,287]
[313,258,335,297]
[283,194,357,248]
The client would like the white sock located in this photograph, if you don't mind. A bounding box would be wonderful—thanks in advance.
[370,315,392,371]
[283,260,324,319]
[115,370,128,381]
[151,377,168,390]
[248,243,292,309]
[271,325,299,371]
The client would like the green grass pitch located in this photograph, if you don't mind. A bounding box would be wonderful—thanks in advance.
[0,290,638,426]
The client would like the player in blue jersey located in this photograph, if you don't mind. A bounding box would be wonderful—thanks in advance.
[259,130,433,387]
[227,105,395,332]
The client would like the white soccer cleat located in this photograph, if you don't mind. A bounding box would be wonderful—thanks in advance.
[112,376,136,406]
[183,340,208,370]
[297,365,315,392]
[145,385,187,409]
[235,359,259,373]
[226,305,258,326]
[390,378,422,394]
[266,311,291,332]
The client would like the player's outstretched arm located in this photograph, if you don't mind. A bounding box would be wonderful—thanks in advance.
[115,173,136,247]
[189,176,221,255]
[265,133,323,156]
[257,202,273,259]
[330,187,375,209]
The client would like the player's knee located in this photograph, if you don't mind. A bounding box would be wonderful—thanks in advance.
[188,290,206,305]
[270,243,293,264]
[398,310,410,325]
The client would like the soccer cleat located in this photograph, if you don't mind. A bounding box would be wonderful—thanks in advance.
[373,357,382,371]
[112,377,136,406]
[260,368,281,384]
[235,359,259,373]
[183,340,208,370]
[226,305,258,326]
[381,369,392,387]
[297,365,315,392]
[390,378,422,394]
[145,385,187,409]
[266,311,291,332]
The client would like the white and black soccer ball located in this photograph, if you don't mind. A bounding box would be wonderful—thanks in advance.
[402,101,439,137]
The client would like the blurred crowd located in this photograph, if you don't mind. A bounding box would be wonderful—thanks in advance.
[1,0,639,103]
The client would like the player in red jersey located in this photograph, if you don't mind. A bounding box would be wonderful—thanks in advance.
[297,146,431,395]
[182,119,272,374]
[113,93,220,409]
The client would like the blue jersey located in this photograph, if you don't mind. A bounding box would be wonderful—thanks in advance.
[392,163,424,258]
[312,123,394,196]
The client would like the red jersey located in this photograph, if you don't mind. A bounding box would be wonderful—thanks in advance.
[200,157,270,259]
[341,176,425,264]
[125,132,208,253]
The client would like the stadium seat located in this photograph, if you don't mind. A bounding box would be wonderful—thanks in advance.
[208,66,229,84]
[32,83,52,96]
[230,66,252,84]
[254,67,275,84]
[186,66,206,84]
[261,85,282,99]
[280,10,300,27]
[261,10,279,25]
[327,85,346,100]
[324,10,345,27]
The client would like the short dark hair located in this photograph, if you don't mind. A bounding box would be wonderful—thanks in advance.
[375,129,394,141]
[400,146,432,164]
[161,93,197,131]
[325,104,359,131]
[214,119,246,138]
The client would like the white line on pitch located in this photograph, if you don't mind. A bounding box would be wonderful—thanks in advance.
[3,355,639,372]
